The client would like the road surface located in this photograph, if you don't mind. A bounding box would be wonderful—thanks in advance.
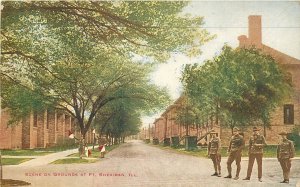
[3,140,300,187]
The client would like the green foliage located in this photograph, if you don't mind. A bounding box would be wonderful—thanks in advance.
[1,78,55,125]
[51,158,98,164]
[175,98,202,126]
[1,158,33,165]
[1,1,212,137]
[288,127,300,148]
[94,100,144,139]
[182,45,293,128]
[1,149,52,156]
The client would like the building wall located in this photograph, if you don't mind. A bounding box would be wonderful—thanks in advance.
[0,110,23,149]
[0,109,85,149]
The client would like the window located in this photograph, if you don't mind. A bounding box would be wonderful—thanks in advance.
[284,104,294,124]
[46,110,50,129]
[33,112,38,127]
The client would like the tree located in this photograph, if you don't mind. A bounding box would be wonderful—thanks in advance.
[92,90,161,143]
[1,1,213,140]
[182,45,293,131]
[175,96,202,136]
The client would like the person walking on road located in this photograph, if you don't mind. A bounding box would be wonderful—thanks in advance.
[207,129,221,177]
[243,127,267,182]
[224,127,245,180]
[277,131,295,184]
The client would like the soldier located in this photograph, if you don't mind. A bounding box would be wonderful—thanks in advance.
[243,127,267,182]
[207,130,221,177]
[277,131,295,184]
[224,127,245,180]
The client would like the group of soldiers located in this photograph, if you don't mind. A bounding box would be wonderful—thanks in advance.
[207,127,296,183]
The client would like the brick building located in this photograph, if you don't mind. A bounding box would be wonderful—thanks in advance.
[0,109,94,149]
[152,15,300,145]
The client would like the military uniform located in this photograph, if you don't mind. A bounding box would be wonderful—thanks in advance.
[244,127,266,181]
[277,131,295,183]
[225,127,245,180]
[208,130,221,176]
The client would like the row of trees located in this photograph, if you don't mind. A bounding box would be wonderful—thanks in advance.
[1,1,213,142]
[180,45,293,135]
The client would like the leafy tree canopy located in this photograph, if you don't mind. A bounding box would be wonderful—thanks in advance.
[2,1,214,137]
[182,45,292,128]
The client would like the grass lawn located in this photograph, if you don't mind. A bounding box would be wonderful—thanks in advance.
[154,144,300,158]
[1,158,33,165]
[1,143,93,156]
[1,149,53,156]
[51,158,98,164]
[0,179,31,186]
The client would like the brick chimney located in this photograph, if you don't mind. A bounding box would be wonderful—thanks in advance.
[238,35,248,47]
[248,15,262,45]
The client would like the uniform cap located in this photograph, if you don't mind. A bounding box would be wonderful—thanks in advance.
[253,126,261,131]
[278,131,287,135]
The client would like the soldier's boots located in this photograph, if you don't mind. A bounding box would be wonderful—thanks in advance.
[211,172,218,176]
[218,173,221,177]
[258,178,262,182]
[224,175,232,178]
[243,177,250,180]
[280,180,289,183]
[234,176,239,180]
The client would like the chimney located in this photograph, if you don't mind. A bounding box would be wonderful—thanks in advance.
[248,15,262,45]
[238,35,248,47]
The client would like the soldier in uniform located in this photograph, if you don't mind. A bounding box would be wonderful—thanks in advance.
[224,127,245,180]
[277,131,295,184]
[207,130,221,177]
[243,127,267,182]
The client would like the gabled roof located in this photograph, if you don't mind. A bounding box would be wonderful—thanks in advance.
[261,44,300,65]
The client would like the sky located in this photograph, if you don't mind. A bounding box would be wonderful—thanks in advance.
[142,0,300,127]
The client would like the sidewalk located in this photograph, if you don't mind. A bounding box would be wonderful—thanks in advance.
[6,146,95,167]
[16,148,79,167]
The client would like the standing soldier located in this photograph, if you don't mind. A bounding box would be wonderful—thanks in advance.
[243,127,266,182]
[207,130,221,177]
[277,131,295,184]
[224,127,245,180]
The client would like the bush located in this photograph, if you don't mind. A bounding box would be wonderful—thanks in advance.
[288,127,300,148]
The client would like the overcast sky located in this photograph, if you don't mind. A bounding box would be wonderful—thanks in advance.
[142,0,300,126]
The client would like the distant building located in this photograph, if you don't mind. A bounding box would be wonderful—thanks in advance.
[152,15,300,145]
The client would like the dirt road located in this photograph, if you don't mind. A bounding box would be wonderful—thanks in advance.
[3,140,300,187]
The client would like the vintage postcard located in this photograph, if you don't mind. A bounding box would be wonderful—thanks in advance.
[1,1,299,187]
